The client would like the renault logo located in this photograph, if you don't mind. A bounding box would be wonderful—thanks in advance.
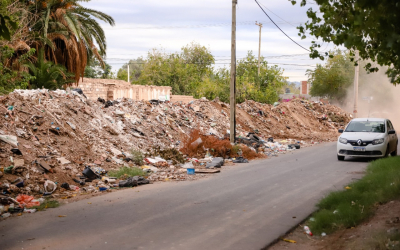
[357,139,362,146]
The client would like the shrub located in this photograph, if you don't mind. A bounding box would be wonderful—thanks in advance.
[108,166,146,179]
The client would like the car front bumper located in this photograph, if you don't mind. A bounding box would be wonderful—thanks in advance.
[337,142,387,157]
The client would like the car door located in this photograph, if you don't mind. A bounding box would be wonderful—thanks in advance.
[387,120,394,151]
[386,120,393,152]
[388,120,397,150]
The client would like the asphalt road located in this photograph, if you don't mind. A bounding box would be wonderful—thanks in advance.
[1,142,373,250]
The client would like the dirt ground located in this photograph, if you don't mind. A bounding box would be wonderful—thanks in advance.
[269,200,400,250]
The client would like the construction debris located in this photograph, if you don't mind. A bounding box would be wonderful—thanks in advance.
[0,89,351,217]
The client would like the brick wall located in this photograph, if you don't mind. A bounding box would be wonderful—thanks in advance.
[77,81,110,100]
[77,78,172,101]
[301,81,308,95]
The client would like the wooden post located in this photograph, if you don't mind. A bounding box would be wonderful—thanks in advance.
[230,0,237,143]
[353,50,359,118]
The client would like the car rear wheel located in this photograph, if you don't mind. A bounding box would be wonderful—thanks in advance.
[391,141,398,156]
[337,155,345,161]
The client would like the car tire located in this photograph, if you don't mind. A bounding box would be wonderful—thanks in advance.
[385,145,390,157]
[391,141,398,156]
[337,155,345,161]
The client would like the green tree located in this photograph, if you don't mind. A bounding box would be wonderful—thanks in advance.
[0,46,34,94]
[0,0,18,41]
[290,0,400,84]
[235,51,286,103]
[196,68,230,102]
[23,0,115,82]
[196,51,286,104]
[307,50,354,102]
[0,14,17,41]
[25,48,74,90]
[137,43,214,95]
[84,58,113,79]
[117,57,145,82]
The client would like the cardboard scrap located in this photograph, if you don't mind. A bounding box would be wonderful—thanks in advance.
[36,160,51,172]
[194,169,220,174]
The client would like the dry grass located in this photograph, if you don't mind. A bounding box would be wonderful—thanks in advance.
[180,129,265,160]
[240,145,264,160]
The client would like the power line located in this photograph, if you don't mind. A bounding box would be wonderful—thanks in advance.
[254,0,311,52]
[102,20,303,30]
[258,2,296,28]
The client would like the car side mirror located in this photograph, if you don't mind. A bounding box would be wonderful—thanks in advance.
[388,130,396,135]
[338,129,344,133]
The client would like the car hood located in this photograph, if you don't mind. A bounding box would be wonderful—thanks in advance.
[340,132,385,141]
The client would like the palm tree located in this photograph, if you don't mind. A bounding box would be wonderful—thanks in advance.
[28,0,115,83]
[25,48,74,89]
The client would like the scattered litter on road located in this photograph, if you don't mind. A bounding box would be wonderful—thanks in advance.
[282,238,296,243]
[304,226,313,236]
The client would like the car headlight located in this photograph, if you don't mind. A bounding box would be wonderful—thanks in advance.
[372,138,385,145]
[339,137,348,144]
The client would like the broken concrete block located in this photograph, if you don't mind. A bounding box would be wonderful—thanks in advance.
[0,135,18,147]
[57,157,71,165]
[110,148,122,156]
[14,159,24,167]
[36,160,51,172]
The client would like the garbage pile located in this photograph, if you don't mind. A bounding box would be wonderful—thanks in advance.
[0,89,350,214]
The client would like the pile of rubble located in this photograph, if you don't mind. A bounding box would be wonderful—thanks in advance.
[0,89,351,216]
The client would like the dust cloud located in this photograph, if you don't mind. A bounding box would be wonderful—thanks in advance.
[340,65,400,130]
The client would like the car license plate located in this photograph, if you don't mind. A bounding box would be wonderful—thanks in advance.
[353,147,366,152]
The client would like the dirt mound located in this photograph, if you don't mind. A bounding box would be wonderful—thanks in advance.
[0,89,350,198]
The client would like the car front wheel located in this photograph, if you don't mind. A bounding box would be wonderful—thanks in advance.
[337,155,345,161]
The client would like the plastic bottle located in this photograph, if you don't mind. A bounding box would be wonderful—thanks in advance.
[24,209,37,213]
[1,213,11,218]
[304,226,313,236]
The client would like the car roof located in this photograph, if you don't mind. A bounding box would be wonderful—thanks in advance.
[351,118,386,122]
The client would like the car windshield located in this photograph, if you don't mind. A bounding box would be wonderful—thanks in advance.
[345,121,385,133]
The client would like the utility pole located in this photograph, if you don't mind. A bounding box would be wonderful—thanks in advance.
[255,21,263,76]
[230,0,237,143]
[353,50,359,118]
[127,64,130,83]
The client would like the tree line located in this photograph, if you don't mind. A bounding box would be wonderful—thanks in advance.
[113,42,288,104]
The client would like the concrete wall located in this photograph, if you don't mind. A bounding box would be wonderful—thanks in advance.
[170,95,195,104]
[77,78,172,101]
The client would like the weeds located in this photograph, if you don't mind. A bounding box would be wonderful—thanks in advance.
[31,200,59,211]
[108,166,146,179]
[308,156,400,234]
[364,230,400,250]
[146,146,185,165]
[131,149,144,165]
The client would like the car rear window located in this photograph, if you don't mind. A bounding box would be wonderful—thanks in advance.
[345,121,385,133]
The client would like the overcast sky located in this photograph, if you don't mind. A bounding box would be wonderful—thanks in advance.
[83,0,333,82]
